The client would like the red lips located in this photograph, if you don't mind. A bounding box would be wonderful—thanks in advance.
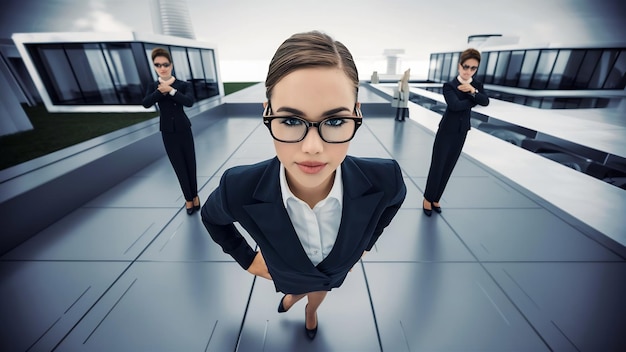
[297,161,326,174]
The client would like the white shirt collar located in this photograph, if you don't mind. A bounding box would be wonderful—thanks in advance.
[457,75,473,84]
[280,163,343,208]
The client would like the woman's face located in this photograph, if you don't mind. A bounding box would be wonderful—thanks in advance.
[458,58,479,81]
[267,67,360,197]
[153,56,173,79]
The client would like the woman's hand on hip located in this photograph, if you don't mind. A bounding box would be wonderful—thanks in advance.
[247,251,272,280]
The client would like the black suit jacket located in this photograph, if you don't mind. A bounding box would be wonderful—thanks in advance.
[438,78,489,133]
[142,80,194,132]
[201,155,406,294]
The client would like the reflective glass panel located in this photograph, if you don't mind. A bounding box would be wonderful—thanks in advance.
[102,43,142,104]
[603,50,626,89]
[559,50,585,89]
[504,51,524,86]
[518,50,539,88]
[547,50,571,89]
[483,52,499,84]
[531,49,557,89]
[574,50,601,89]
[201,49,219,97]
[493,51,510,85]
[589,49,620,89]
[33,45,82,104]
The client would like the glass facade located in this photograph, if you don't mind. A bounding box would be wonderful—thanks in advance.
[428,47,626,109]
[24,40,220,107]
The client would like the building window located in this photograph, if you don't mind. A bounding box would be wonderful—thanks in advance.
[484,52,498,84]
[201,49,219,97]
[531,49,558,89]
[102,43,143,104]
[170,46,192,83]
[518,50,539,88]
[503,51,524,86]
[558,49,586,89]
[574,50,601,89]
[28,44,83,104]
[589,49,621,89]
[441,53,452,82]
[603,50,626,89]
[493,51,510,85]
[546,49,571,90]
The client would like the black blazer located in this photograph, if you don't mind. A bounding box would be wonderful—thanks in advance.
[438,78,489,133]
[142,80,194,133]
[201,155,406,294]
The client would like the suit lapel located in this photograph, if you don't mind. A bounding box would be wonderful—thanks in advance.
[243,156,384,274]
[242,158,315,271]
[318,156,384,270]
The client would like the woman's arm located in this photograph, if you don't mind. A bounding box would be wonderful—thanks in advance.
[141,82,163,108]
[472,82,490,107]
[366,160,407,250]
[443,82,476,112]
[172,81,194,107]
[201,169,257,270]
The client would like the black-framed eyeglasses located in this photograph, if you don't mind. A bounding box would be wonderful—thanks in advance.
[461,64,478,71]
[263,104,362,143]
[154,63,171,68]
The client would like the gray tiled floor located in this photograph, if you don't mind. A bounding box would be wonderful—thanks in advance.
[1,91,625,351]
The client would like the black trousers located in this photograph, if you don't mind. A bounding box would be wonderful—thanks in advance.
[162,128,198,201]
[395,107,408,121]
[423,129,468,203]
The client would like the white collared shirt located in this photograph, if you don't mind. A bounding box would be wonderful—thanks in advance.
[280,164,343,266]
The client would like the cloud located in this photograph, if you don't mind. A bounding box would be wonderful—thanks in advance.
[73,1,132,32]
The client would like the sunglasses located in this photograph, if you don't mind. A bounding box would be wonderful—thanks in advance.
[461,64,478,71]
[154,63,171,68]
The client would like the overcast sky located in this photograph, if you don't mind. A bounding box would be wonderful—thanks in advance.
[2,0,625,80]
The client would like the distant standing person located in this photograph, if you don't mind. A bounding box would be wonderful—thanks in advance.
[142,47,200,215]
[422,48,489,216]
[394,68,410,121]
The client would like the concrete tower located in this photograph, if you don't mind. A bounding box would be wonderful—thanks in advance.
[150,0,195,39]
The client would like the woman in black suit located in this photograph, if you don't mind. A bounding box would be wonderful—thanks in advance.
[201,31,406,340]
[423,48,489,216]
[142,47,199,215]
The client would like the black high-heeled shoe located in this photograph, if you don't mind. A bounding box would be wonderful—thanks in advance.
[277,294,288,313]
[193,196,201,211]
[423,200,432,217]
[304,305,318,340]
[186,206,194,215]
[432,202,442,213]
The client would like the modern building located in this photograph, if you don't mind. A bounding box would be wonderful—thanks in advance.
[11,31,222,113]
[428,39,626,110]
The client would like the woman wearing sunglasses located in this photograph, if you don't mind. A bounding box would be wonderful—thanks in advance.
[201,31,406,340]
[422,48,489,216]
[142,47,200,215]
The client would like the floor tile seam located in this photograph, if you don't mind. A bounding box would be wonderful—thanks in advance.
[360,123,400,160]
[358,260,385,351]
[196,120,265,194]
[401,160,621,259]
[473,258,553,350]
[49,206,185,348]
[234,275,261,352]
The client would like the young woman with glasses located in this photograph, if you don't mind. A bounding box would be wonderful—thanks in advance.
[142,47,200,215]
[422,48,490,216]
[201,31,406,340]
